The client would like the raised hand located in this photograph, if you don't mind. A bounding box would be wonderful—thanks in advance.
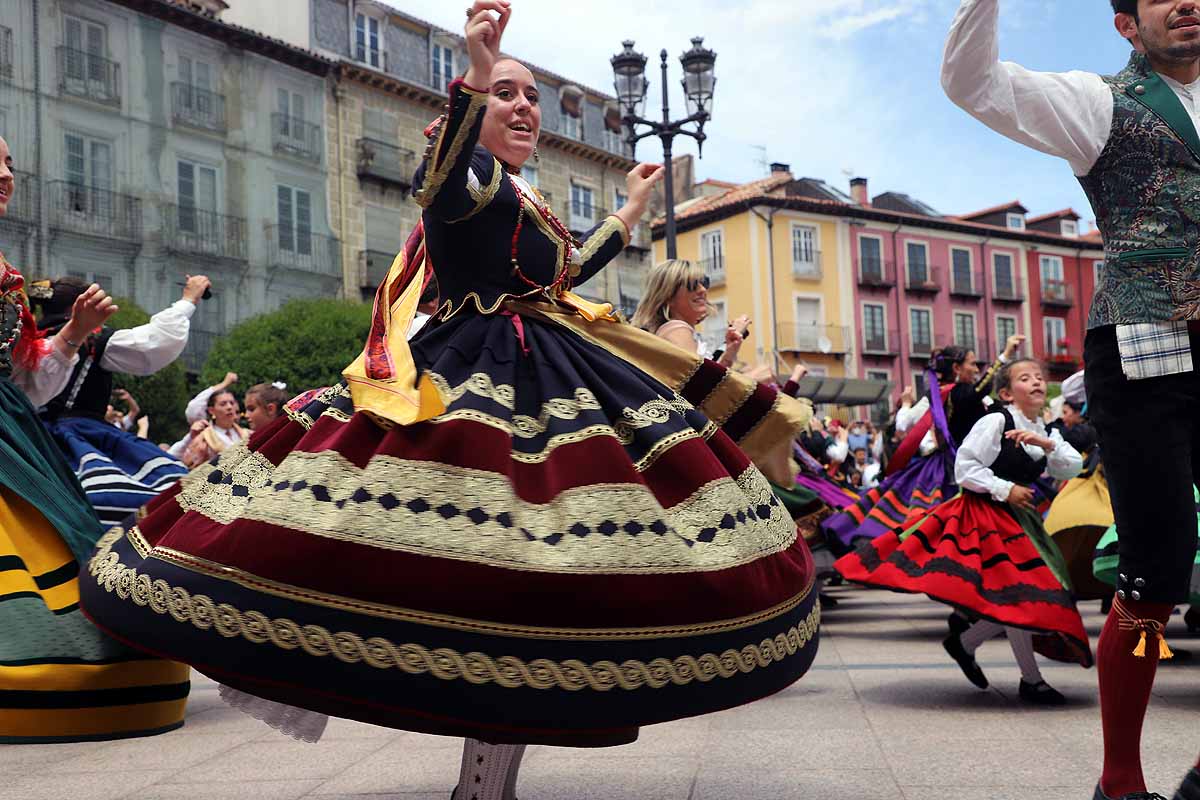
[71,284,118,333]
[463,0,511,90]
[182,274,212,304]
[1004,334,1026,357]
[1005,428,1055,451]
[624,163,665,211]
[1006,484,1036,509]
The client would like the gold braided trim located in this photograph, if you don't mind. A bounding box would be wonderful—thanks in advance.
[415,85,488,210]
[178,450,796,574]
[87,529,820,690]
[428,372,516,411]
[450,158,505,224]
[435,291,521,322]
[577,216,629,268]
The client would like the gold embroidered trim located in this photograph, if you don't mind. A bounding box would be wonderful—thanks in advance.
[577,216,627,266]
[125,532,813,640]
[88,528,819,689]
[184,450,796,574]
[435,292,519,322]
[176,447,277,525]
[428,372,516,411]
[450,158,504,224]
[415,86,489,210]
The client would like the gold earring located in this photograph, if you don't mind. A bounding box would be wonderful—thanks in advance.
[533,146,540,163]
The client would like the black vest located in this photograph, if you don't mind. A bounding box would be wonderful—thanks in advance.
[41,328,116,420]
[987,407,1048,487]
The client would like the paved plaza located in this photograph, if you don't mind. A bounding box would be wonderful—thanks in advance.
[4,586,1197,800]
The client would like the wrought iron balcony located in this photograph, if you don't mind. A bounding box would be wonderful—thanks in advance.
[356,138,414,190]
[905,265,943,294]
[57,46,121,107]
[0,171,39,226]
[271,113,322,162]
[164,204,247,261]
[171,83,226,133]
[858,259,896,289]
[792,251,822,280]
[700,256,725,287]
[0,26,13,83]
[992,275,1025,303]
[777,323,848,355]
[861,328,899,356]
[909,332,945,360]
[47,181,141,241]
[950,269,984,298]
[267,225,341,278]
[360,248,395,288]
[181,329,220,374]
[1041,279,1075,307]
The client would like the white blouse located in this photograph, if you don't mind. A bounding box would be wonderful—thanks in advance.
[954,404,1083,503]
[10,347,79,409]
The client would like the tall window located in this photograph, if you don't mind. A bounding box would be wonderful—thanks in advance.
[432,45,454,92]
[1044,316,1067,356]
[993,252,1015,297]
[794,297,821,350]
[277,186,312,256]
[64,16,106,82]
[951,247,973,293]
[355,13,381,68]
[700,229,724,270]
[905,241,929,285]
[520,164,538,187]
[909,308,932,353]
[863,303,886,350]
[64,132,112,214]
[178,55,214,117]
[276,89,305,140]
[792,225,817,275]
[996,316,1017,353]
[859,236,883,279]
[954,312,975,350]
[177,160,217,235]
[1041,255,1066,301]
[563,114,581,140]
[570,184,594,228]
[867,370,892,425]
[1094,260,1105,287]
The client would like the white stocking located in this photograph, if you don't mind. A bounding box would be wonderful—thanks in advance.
[454,739,523,800]
[1005,627,1044,684]
[959,619,1004,654]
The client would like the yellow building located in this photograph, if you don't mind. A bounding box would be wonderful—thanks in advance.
[652,166,856,383]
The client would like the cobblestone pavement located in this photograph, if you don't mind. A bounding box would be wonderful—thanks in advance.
[5,586,1197,799]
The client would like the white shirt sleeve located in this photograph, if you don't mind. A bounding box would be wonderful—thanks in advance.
[895,397,929,434]
[826,438,849,465]
[10,347,80,409]
[1045,427,1084,480]
[167,431,193,459]
[954,412,1013,502]
[185,385,216,424]
[941,0,1114,176]
[100,300,196,376]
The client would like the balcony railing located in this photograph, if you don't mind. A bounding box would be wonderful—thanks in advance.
[904,265,943,294]
[0,171,39,226]
[908,332,943,359]
[992,274,1025,302]
[569,205,606,235]
[47,181,141,241]
[858,259,896,289]
[271,113,322,162]
[171,83,226,133]
[700,256,726,287]
[1,26,12,82]
[1042,349,1081,371]
[861,328,899,356]
[267,225,341,278]
[777,323,848,355]
[181,329,220,374]
[360,248,395,288]
[57,46,121,107]
[950,269,984,298]
[356,138,414,190]
[792,251,822,280]
[1041,279,1075,307]
[164,204,247,261]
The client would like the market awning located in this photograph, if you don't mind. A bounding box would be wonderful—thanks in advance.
[791,377,892,406]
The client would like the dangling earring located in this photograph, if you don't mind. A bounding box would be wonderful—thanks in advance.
[533,145,540,163]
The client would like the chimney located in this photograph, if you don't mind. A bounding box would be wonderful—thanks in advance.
[850,177,869,206]
[769,162,791,174]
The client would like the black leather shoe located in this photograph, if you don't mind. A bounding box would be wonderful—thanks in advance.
[819,592,839,610]
[947,611,971,636]
[1018,679,1066,706]
[1175,767,1200,800]
[1185,607,1200,635]
[1093,784,1170,799]
[943,633,988,689]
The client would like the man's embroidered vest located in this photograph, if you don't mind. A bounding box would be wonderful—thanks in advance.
[1079,52,1200,326]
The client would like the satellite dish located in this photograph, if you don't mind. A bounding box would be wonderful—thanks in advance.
[818,336,833,354]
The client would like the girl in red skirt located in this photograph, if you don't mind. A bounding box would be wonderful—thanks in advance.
[837,359,1089,704]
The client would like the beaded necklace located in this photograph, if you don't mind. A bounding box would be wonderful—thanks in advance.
[0,302,18,358]
[507,174,582,299]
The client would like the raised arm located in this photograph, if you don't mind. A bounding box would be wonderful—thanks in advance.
[572,163,664,287]
[942,0,1114,176]
[101,275,208,376]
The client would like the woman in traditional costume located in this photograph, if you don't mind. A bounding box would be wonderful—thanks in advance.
[822,337,1021,555]
[0,135,191,742]
[33,276,207,527]
[78,5,818,797]
[169,382,250,468]
[836,359,1090,705]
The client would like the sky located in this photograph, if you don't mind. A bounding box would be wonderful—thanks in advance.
[391,0,1134,228]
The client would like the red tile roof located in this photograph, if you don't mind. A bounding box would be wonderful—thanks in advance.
[958,200,1027,219]
[1027,208,1081,224]
[653,173,802,226]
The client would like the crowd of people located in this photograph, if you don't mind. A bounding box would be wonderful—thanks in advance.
[0,1,1198,799]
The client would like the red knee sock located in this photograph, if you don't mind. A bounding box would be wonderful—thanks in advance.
[1098,596,1174,798]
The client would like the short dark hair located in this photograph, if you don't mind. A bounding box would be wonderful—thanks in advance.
[1112,0,1138,18]
[995,358,1043,396]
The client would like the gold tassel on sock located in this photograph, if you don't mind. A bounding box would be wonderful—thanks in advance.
[1113,596,1172,660]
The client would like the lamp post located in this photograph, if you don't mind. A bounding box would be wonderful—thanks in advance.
[611,37,716,260]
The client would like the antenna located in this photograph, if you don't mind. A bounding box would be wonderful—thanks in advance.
[751,145,768,177]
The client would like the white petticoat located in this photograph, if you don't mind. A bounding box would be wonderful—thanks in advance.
[218,684,330,743]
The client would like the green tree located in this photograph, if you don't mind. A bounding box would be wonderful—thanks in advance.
[199,298,373,398]
[107,299,191,445]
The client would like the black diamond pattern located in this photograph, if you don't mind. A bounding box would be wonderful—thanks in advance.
[466,507,489,525]
[406,497,430,514]
[378,493,400,510]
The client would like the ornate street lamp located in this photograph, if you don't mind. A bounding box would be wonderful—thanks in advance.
[611,37,716,260]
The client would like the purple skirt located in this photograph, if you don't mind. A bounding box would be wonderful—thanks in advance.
[795,473,857,511]
[821,450,957,554]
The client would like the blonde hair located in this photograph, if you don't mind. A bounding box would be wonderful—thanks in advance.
[630,259,711,332]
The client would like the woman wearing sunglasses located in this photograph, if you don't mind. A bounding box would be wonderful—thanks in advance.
[631,259,749,368]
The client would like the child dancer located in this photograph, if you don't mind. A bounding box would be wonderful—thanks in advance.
[837,359,1089,704]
